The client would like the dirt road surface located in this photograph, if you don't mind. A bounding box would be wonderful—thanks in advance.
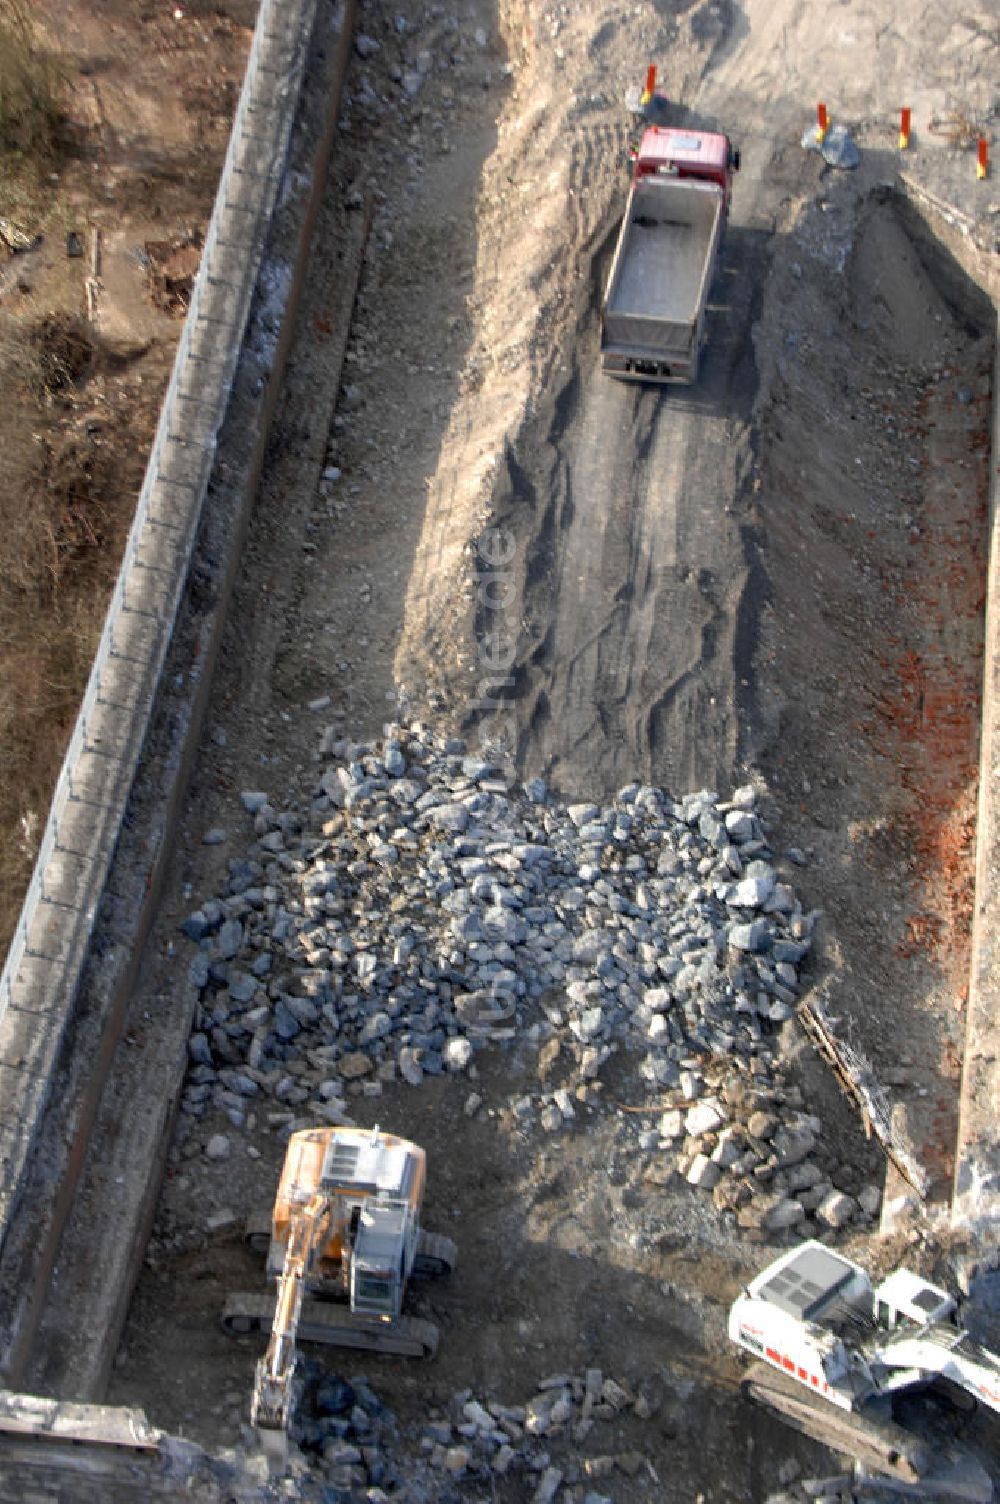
[13,0,1000,1499]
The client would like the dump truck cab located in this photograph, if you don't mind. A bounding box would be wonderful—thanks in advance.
[633,127,738,212]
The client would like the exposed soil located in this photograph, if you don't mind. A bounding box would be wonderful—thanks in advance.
[4,0,999,1499]
[748,185,994,1202]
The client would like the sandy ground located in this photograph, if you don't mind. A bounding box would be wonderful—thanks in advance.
[9,0,1000,1497]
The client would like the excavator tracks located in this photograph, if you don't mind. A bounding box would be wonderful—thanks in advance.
[742,1363,993,1502]
[742,1362,928,1481]
[413,1230,458,1278]
[242,1207,272,1257]
[222,1293,440,1358]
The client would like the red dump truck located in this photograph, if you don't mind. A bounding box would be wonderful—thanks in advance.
[600,123,740,384]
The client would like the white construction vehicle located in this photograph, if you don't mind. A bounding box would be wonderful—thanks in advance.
[223,1125,456,1440]
[730,1240,1000,1500]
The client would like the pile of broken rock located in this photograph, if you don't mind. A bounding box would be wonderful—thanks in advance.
[179,722,880,1239]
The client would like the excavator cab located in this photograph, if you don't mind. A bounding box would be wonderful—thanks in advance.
[350,1200,413,1317]
[873,1269,956,1332]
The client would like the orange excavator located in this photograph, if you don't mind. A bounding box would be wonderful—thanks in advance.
[223,1125,456,1440]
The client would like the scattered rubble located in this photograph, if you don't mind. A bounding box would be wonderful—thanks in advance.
[801,121,861,170]
[766,1474,913,1504]
[178,724,881,1238]
[260,1360,661,1501]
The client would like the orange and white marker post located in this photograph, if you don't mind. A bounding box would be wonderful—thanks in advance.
[899,107,911,150]
[815,103,829,143]
[978,137,989,180]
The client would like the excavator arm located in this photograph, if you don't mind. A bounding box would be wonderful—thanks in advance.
[251,1190,332,1435]
[874,1324,1000,1412]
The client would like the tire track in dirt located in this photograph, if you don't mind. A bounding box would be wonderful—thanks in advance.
[501,348,739,797]
[497,177,771,802]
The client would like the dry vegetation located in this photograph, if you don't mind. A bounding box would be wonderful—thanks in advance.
[0,307,157,945]
[0,0,63,158]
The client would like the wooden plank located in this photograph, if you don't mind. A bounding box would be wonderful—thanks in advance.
[796,1000,928,1199]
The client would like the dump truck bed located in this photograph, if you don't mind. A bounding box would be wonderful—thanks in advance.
[601,175,723,383]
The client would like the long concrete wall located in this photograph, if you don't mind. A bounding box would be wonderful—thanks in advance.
[0,0,356,1380]
[954,298,1000,1234]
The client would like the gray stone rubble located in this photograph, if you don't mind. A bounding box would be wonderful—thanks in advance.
[766,1470,911,1504]
[178,723,881,1238]
[254,1361,659,1502]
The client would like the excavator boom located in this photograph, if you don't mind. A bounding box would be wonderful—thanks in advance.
[251,1190,330,1432]
[875,1325,1000,1413]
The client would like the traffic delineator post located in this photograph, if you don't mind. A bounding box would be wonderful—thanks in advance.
[978,137,989,180]
[816,103,829,143]
[641,64,656,106]
[899,107,911,150]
